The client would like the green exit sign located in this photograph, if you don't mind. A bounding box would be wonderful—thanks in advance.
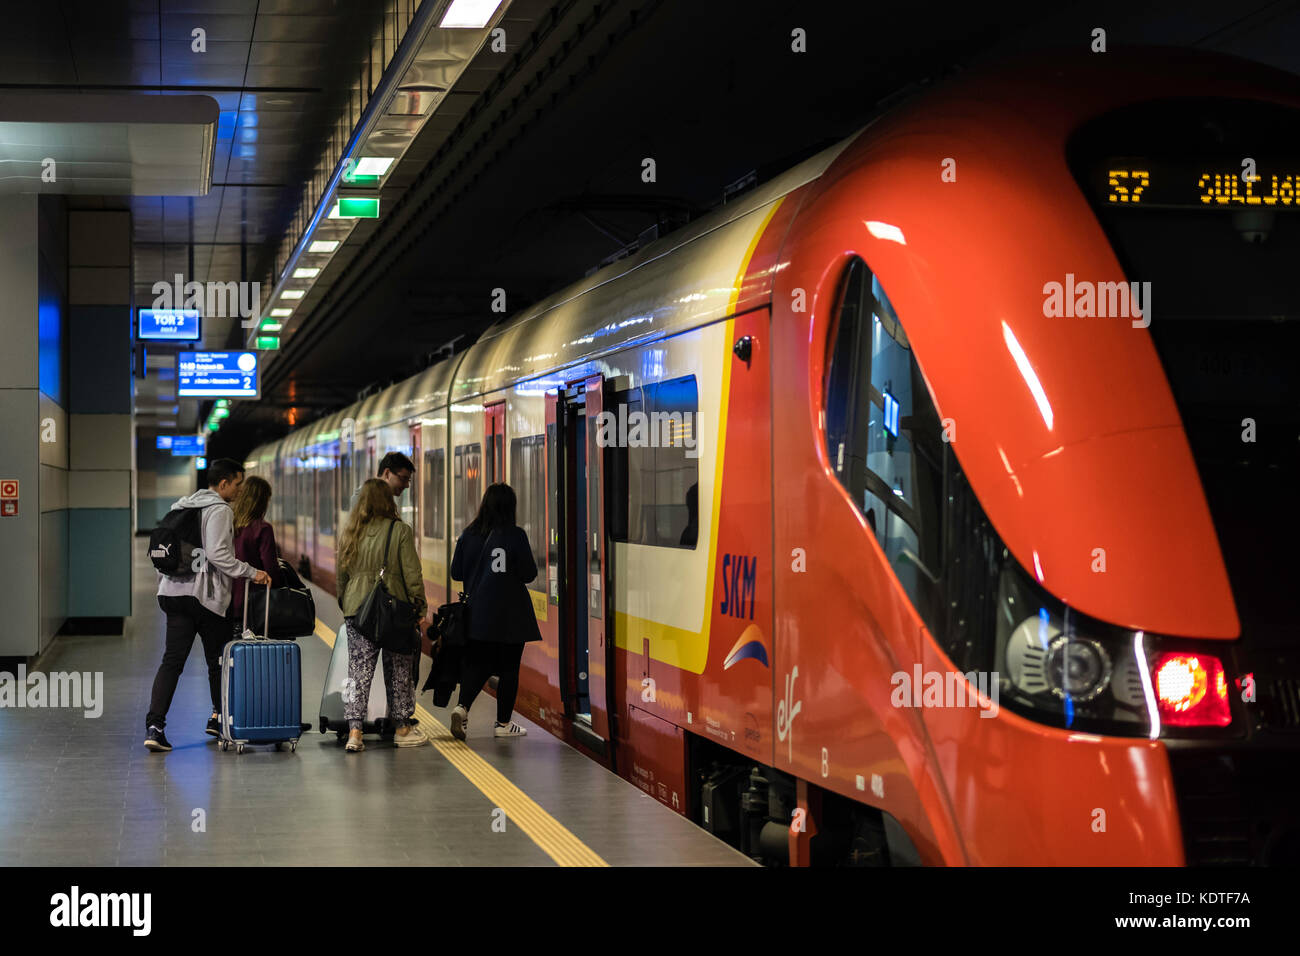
[255,335,281,350]
[333,197,379,219]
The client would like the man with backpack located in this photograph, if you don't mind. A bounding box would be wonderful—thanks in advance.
[145,458,271,752]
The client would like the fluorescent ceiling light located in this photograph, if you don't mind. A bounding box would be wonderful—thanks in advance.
[259,320,283,332]
[293,267,320,278]
[308,240,339,253]
[281,290,305,300]
[440,0,502,28]
[354,157,394,176]
[270,307,293,317]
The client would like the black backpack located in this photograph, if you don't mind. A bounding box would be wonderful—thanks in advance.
[149,507,205,576]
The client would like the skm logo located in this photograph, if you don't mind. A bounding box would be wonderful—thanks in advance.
[719,553,756,619]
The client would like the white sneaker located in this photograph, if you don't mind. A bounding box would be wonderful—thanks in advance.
[450,705,468,741]
[394,725,428,747]
[494,721,527,738]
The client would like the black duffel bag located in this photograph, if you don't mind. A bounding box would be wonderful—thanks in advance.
[247,576,316,640]
[353,519,421,653]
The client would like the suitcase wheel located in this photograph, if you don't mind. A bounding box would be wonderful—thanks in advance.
[273,742,281,751]
[335,731,347,744]
[290,739,298,753]
[236,743,245,754]
[219,739,229,752]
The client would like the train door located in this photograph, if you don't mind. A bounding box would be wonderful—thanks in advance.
[302,453,316,576]
[485,401,505,484]
[552,377,614,765]
[410,422,422,548]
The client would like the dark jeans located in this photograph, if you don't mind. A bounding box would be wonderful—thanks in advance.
[457,641,525,724]
[146,595,231,729]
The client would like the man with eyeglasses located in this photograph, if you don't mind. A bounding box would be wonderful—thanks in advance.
[349,451,415,512]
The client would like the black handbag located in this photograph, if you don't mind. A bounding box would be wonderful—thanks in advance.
[353,519,421,652]
[246,578,315,640]
[432,529,495,649]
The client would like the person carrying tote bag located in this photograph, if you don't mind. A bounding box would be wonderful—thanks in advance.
[447,483,542,742]
[336,478,428,753]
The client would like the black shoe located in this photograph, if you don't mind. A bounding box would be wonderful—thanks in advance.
[206,716,221,737]
[144,726,172,752]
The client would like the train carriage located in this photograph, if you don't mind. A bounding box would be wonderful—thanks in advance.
[250,49,1300,866]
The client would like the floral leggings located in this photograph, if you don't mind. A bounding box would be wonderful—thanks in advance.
[343,620,416,731]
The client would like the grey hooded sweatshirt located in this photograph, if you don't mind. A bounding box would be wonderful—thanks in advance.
[156,489,256,617]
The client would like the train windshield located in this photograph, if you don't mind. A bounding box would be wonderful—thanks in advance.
[1070,98,1300,651]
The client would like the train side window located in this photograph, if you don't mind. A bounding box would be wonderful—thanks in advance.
[510,434,546,572]
[422,447,445,539]
[609,375,699,549]
[825,257,944,632]
[453,442,482,539]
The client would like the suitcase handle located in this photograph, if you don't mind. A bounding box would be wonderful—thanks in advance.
[242,578,273,640]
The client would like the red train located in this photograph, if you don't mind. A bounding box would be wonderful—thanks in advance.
[251,48,1300,865]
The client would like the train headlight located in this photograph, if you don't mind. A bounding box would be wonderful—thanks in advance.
[1045,635,1112,702]
[994,558,1235,736]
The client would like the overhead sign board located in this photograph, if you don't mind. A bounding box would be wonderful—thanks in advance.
[169,436,206,456]
[155,436,174,450]
[139,309,201,341]
[177,351,259,398]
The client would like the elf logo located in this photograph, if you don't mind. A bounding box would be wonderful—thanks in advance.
[719,553,756,620]
[49,886,151,936]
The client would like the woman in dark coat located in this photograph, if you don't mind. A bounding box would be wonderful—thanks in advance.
[448,482,541,741]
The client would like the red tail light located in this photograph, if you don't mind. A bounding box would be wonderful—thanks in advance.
[1153,653,1231,727]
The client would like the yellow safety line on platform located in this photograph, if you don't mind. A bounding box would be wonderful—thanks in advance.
[313,618,608,867]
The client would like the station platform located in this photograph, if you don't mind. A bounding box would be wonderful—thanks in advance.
[0,544,753,868]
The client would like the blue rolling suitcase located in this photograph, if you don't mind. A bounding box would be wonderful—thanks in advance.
[220,581,304,754]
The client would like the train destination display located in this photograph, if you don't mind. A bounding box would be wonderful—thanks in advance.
[1100,159,1298,208]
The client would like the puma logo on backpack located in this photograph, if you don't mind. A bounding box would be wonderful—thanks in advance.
[149,507,205,576]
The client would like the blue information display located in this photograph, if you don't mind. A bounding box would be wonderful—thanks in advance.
[139,309,201,341]
[155,436,174,450]
[177,351,259,398]
[170,436,206,456]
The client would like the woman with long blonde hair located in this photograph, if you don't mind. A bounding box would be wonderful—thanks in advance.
[336,478,428,751]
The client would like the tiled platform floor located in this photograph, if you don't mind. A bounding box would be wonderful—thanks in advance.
[0,543,753,867]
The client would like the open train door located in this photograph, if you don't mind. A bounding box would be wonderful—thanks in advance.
[554,377,614,765]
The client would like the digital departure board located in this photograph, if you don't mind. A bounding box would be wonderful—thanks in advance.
[169,436,206,456]
[1098,160,1299,209]
[177,351,259,398]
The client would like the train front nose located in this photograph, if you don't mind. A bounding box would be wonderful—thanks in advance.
[1071,94,1300,865]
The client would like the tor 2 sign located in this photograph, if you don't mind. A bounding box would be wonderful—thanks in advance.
[139,309,201,341]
